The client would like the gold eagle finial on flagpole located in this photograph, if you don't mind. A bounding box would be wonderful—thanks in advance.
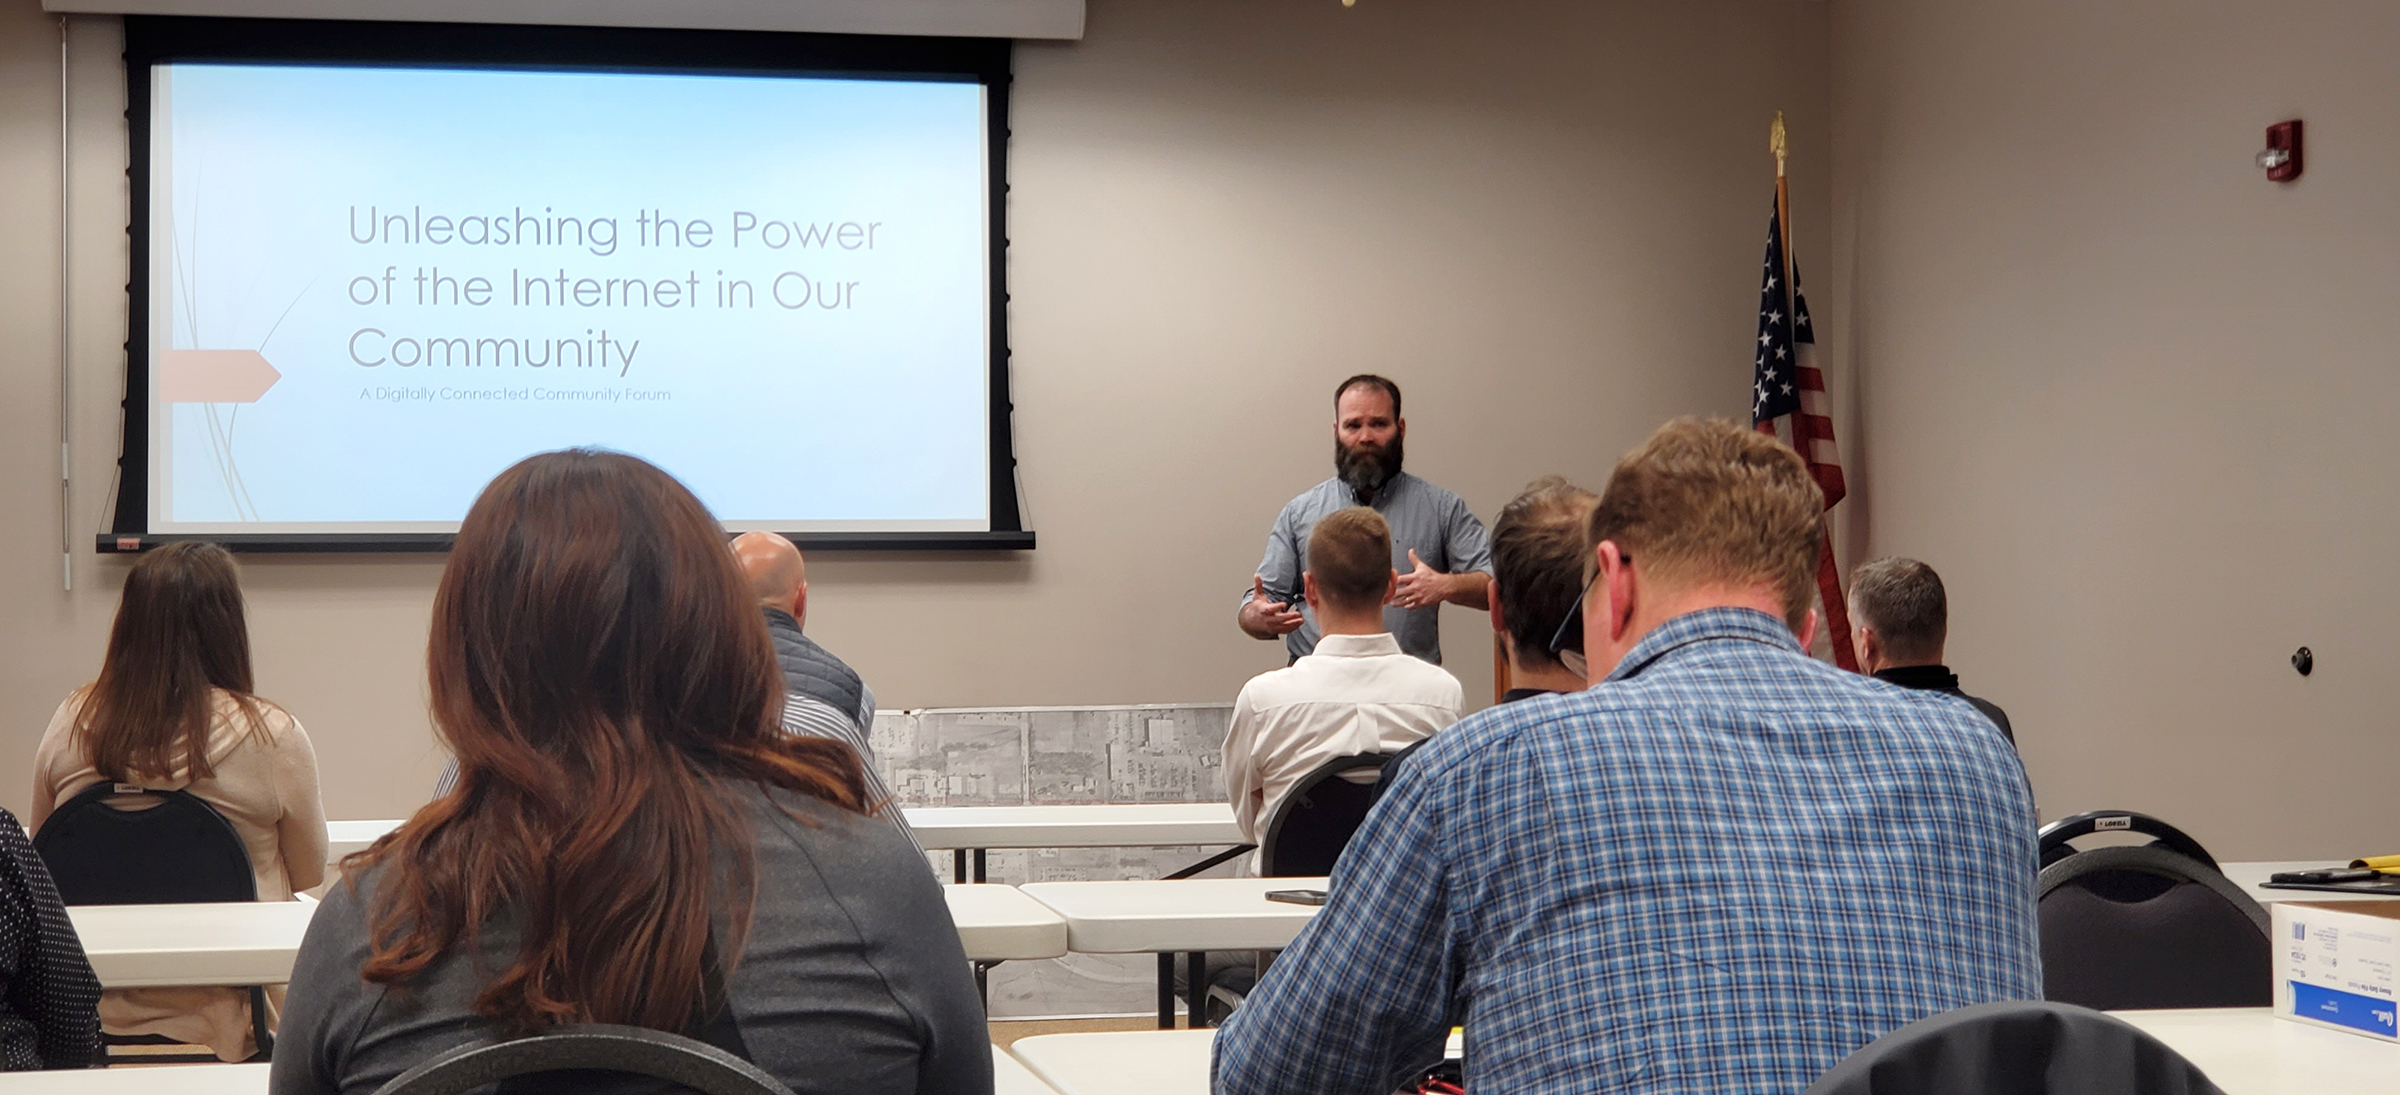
[1770,111,1787,178]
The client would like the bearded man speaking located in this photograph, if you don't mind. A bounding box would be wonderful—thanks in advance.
[1239,375,1493,665]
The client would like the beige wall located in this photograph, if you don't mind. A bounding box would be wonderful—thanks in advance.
[1829,0,2400,859]
[0,0,1831,819]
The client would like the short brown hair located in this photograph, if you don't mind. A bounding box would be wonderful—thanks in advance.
[1491,476,1598,667]
[1849,557,1947,663]
[1587,417,1823,628]
[1307,507,1394,612]
[1334,374,1401,418]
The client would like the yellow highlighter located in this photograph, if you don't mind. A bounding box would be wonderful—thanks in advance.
[2346,854,2400,875]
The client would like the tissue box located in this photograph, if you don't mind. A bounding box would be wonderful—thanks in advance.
[2273,900,2400,1041]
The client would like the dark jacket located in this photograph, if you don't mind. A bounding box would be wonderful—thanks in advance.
[1874,665,2014,745]
[0,807,100,1071]
[763,608,870,728]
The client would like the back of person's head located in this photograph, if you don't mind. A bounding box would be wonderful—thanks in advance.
[1306,507,1394,614]
[1588,417,1824,630]
[1490,476,1598,667]
[729,530,804,608]
[1849,557,1948,664]
[358,448,870,1035]
[78,540,265,783]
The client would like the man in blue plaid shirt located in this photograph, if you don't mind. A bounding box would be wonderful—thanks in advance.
[1213,418,2039,1094]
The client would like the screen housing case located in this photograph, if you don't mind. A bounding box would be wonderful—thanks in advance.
[107,14,1028,554]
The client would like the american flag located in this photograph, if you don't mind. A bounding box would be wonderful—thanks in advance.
[1751,194,1857,667]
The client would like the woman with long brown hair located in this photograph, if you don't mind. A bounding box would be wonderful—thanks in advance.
[271,450,988,1095]
[31,540,327,1062]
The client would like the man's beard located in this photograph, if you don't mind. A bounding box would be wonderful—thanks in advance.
[1335,435,1404,504]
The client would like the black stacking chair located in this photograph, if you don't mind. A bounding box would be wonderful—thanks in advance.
[2038,810,2222,872]
[1804,1000,2226,1095]
[371,1024,794,1095]
[1259,752,1393,878]
[2037,843,2271,1010]
[33,782,278,1063]
[1196,752,1394,1027]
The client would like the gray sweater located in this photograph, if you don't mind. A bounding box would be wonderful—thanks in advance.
[269,785,989,1095]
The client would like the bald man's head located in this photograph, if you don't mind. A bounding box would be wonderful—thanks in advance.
[730,531,807,620]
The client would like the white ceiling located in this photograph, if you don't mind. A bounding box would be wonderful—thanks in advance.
[41,0,1085,40]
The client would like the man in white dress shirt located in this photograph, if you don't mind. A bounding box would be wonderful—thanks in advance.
[1223,507,1465,869]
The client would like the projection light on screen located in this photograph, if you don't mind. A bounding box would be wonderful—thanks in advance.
[159,349,283,522]
[123,49,1019,546]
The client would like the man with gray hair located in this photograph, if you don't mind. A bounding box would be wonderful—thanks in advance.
[1848,556,2014,745]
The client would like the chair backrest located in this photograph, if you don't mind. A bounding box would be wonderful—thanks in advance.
[2038,810,2219,871]
[2037,845,2270,1011]
[33,783,258,906]
[371,1024,796,1095]
[1803,1000,2225,1095]
[1259,752,1390,878]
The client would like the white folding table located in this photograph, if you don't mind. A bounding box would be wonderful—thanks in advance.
[68,900,318,989]
[1010,1029,1215,1095]
[324,818,401,862]
[905,804,1245,883]
[2220,860,2400,908]
[0,1053,1057,1093]
[1018,877,1326,1028]
[946,884,1071,963]
[944,882,1071,1001]
[1,1062,269,1093]
[993,1042,1066,1095]
[335,804,1251,884]
[1002,1010,2400,1095]
[2116,1006,2400,1094]
[71,888,1058,993]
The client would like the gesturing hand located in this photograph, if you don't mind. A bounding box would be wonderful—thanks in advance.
[1389,550,1445,610]
[1241,574,1306,638]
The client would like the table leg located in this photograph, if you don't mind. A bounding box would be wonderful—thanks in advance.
[1157,953,1175,1029]
[973,848,987,883]
[953,850,967,884]
[1186,951,1206,1029]
[975,961,991,1003]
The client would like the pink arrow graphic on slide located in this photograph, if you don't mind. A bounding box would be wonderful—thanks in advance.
[158,349,282,403]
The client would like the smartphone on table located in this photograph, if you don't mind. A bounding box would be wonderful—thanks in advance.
[1266,889,1327,906]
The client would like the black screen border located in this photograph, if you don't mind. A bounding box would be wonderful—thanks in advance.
[105,14,1029,554]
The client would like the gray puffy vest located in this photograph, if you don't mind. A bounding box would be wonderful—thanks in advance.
[762,608,869,726]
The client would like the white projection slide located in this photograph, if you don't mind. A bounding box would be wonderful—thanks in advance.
[147,62,990,534]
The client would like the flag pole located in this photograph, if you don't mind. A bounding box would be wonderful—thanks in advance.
[1771,113,1860,671]
[1772,112,1791,297]
[1761,112,1794,442]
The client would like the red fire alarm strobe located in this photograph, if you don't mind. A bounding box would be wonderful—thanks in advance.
[2260,119,2303,182]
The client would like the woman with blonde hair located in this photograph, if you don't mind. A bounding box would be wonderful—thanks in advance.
[272,450,986,1095]
[32,540,326,1062]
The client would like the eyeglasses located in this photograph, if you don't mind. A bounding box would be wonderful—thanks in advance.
[1546,553,1628,674]
[1547,569,1598,658]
